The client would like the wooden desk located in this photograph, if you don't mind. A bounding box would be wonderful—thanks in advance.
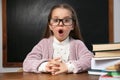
[0,72,99,80]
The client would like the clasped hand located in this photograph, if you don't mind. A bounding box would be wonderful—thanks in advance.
[45,58,68,75]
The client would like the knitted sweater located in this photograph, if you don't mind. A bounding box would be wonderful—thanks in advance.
[23,36,94,73]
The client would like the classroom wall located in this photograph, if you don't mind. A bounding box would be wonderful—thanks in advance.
[0,0,120,72]
[0,0,21,72]
[114,0,120,42]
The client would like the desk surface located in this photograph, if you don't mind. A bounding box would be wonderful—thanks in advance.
[0,72,99,80]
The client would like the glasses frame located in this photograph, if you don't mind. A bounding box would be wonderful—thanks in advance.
[49,18,74,26]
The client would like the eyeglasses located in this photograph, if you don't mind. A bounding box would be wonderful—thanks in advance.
[49,18,74,26]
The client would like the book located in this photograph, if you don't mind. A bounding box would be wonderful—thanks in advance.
[88,69,120,76]
[99,74,120,80]
[98,71,120,80]
[88,69,107,75]
[91,57,120,70]
[93,42,120,51]
[106,61,120,71]
[94,50,120,58]
[89,57,120,76]
[107,71,120,77]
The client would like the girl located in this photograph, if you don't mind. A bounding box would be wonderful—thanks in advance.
[23,3,94,75]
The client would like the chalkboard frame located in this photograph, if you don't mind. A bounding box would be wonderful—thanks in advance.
[2,0,113,67]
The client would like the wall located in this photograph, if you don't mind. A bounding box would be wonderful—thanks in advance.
[0,0,120,72]
[0,0,21,72]
[114,0,120,42]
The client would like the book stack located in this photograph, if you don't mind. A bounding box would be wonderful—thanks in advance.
[88,42,120,76]
[99,62,120,80]
[93,42,120,58]
[99,69,120,80]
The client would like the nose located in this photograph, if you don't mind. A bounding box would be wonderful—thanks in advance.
[59,21,63,25]
[58,20,64,26]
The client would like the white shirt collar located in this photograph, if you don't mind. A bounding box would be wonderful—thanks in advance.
[53,37,69,45]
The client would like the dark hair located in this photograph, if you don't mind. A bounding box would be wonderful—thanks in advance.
[43,3,83,41]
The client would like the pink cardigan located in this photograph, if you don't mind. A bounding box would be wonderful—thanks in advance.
[23,37,94,73]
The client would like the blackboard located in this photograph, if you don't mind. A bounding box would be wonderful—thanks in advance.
[2,0,113,67]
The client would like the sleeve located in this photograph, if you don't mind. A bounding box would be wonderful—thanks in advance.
[23,39,49,73]
[69,41,94,73]
[38,62,48,72]
[66,62,75,73]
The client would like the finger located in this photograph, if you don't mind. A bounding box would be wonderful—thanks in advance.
[54,70,63,75]
[46,63,55,70]
[46,67,53,72]
[52,66,60,70]
[50,58,62,64]
[54,57,61,60]
[47,69,53,72]
[53,57,61,61]
[51,62,60,67]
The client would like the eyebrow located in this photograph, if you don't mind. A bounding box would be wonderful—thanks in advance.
[51,16,72,19]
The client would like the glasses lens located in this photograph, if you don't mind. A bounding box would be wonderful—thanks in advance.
[63,18,73,26]
[50,19,59,26]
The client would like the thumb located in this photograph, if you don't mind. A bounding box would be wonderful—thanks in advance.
[54,57,61,61]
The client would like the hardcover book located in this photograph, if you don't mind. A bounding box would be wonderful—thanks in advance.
[93,42,120,52]
[94,50,120,58]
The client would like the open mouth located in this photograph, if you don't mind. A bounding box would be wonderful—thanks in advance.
[58,29,63,34]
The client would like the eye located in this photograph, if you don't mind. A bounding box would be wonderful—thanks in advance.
[51,19,59,23]
[63,18,71,23]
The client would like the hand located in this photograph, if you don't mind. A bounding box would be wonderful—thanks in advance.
[45,58,61,73]
[52,61,68,75]
[45,61,54,72]
[45,58,68,75]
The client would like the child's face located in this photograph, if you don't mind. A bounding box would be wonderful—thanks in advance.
[49,8,74,42]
